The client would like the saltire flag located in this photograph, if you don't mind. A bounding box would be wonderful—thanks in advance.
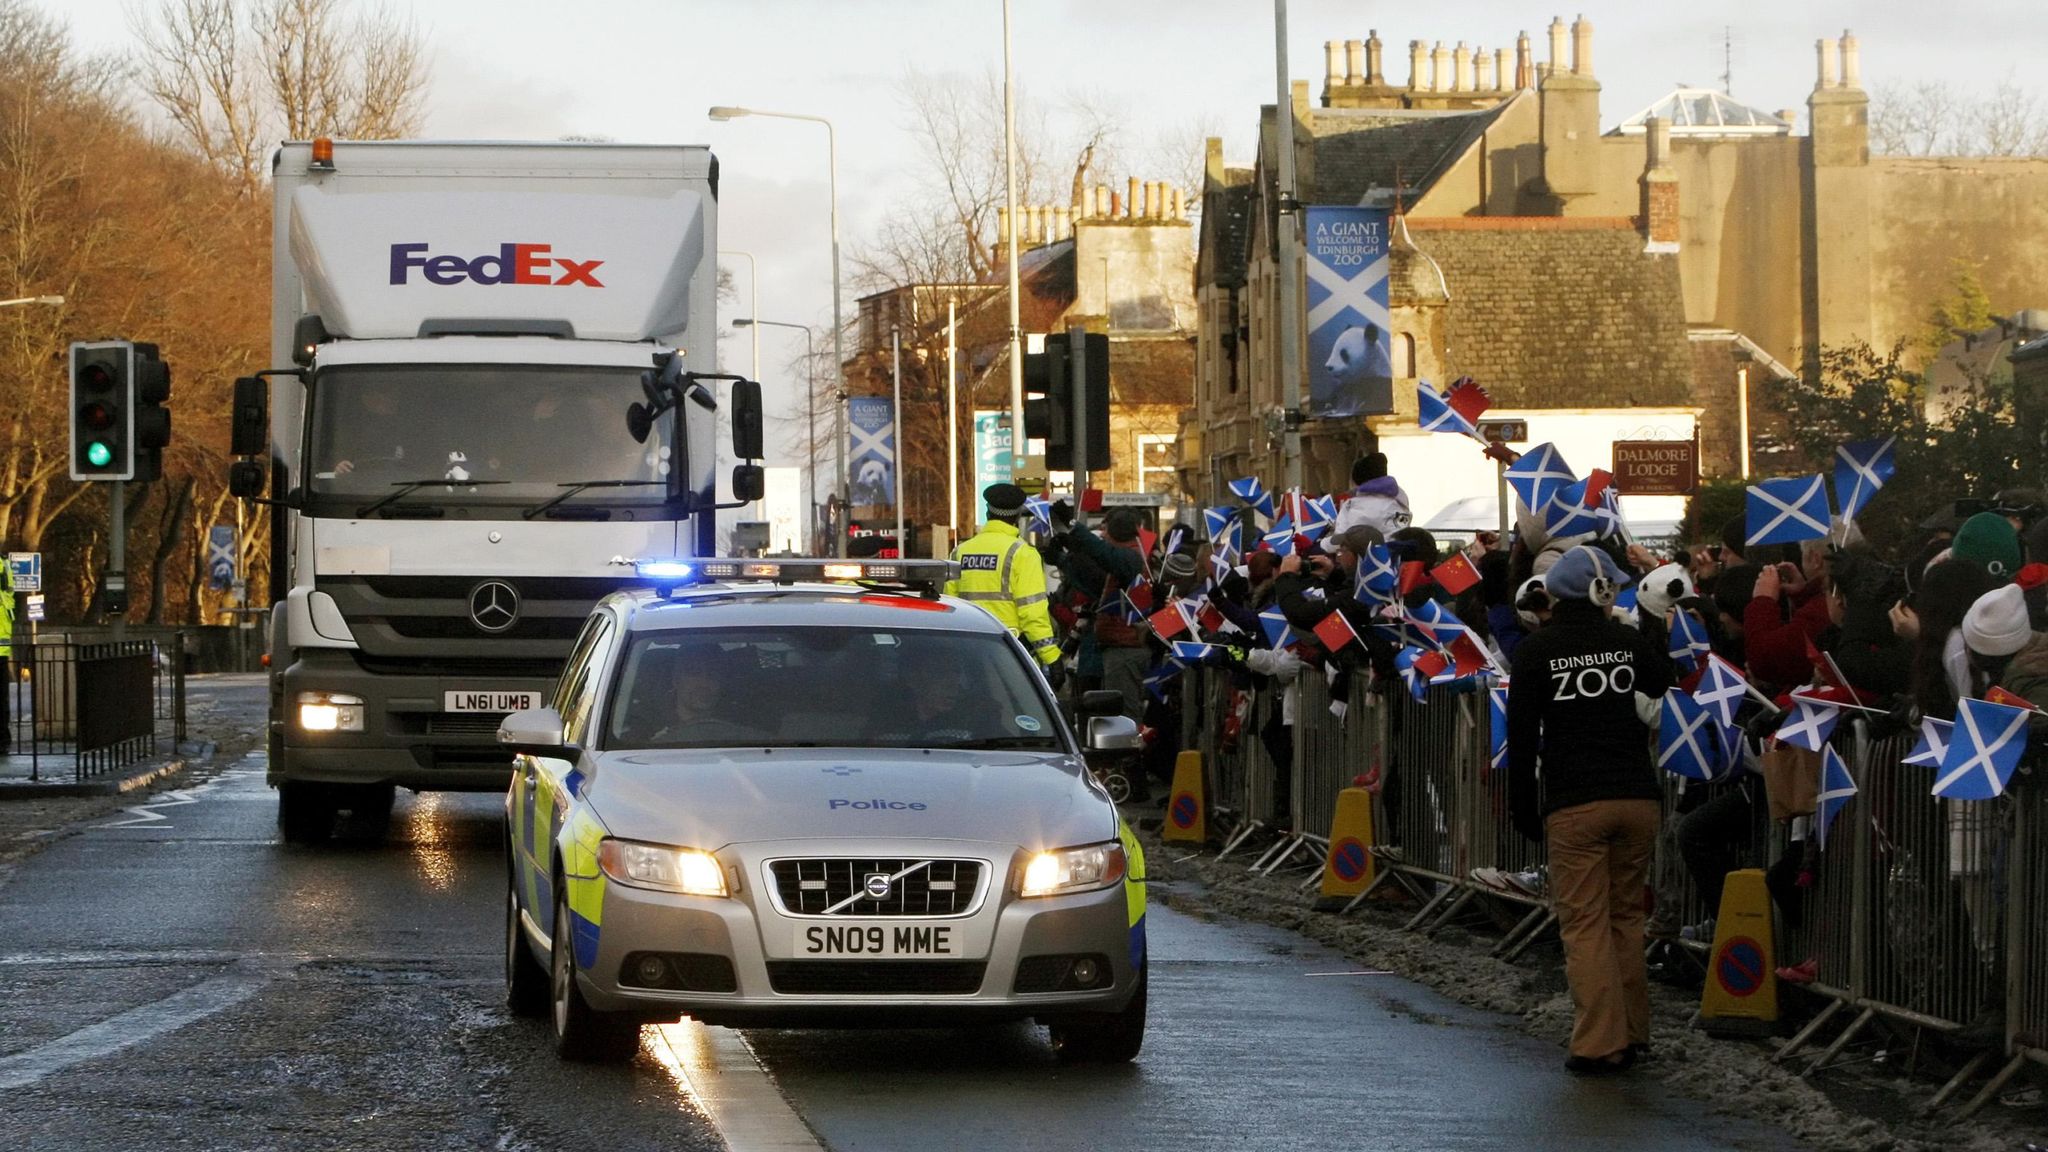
[1816,744,1857,850]
[1258,606,1295,649]
[1356,544,1399,604]
[1261,516,1297,556]
[1416,379,1480,439]
[1933,697,2032,800]
[1143,660,1185,702]
[1431,552,1481,596]
[1207,552,1234,589]
[1162,525,1189,558]
[1205,506,1244,558]
[1171,641,1223,664]
[1774,695,1842,753]
[1833,437,1896,522]
[1228,476,1276,519]
[1312,609,1360,653]
[1658,691,1726,781]
[1303,494,1337,538]
[1746,474,1832,547]
[1669,608,1711,675]
[1444,376,1492,425]
[1696,654,1753,728]
[1148,599,1197,641]
[1023,495,1053,535]
[1543,470,1621,540]
[1406,599,1468,647]
[1488,681,1509,771]
[1504,442,1575,515]
[1279,487,1308,527]
[1717,720,1748,776]
[1614,585,1638,615]
[1903,716,1953,768]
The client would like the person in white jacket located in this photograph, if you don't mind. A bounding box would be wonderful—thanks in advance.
[1331,452,1411,540]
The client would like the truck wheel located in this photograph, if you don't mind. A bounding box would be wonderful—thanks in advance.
[1049,960,1147,1064]
[277,781,335,844]
[505,881,548,1017]
[551,897,639,1062]
[340,783,395,842]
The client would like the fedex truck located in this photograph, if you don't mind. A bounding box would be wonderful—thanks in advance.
[228,140,761,843]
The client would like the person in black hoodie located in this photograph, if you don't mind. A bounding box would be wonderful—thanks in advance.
[1507,545,1671,1075]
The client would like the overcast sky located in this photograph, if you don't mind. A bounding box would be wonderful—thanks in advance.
[49,0,2048,476]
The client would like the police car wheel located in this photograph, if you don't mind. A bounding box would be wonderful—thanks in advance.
[550,897,640,1062]
[505,882,548,1018]
[1048,958,1147,1064]
[277,781,335,845]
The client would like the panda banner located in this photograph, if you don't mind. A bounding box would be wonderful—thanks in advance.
[1304,206,1393,419]
[847,395,897,517]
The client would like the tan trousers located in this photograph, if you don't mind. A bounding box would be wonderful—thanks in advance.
[1546,798,1660,1059]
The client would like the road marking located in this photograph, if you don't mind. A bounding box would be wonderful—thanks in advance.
[649,1021,824,1152]
[0,965,271,1089]
[95,758,264,829]
[1304,970,1396,977]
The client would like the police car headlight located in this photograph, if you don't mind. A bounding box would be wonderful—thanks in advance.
[1018,841,1127,898]
[296,691,364,732]
[598,838,728,897]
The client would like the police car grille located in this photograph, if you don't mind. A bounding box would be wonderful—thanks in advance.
[770,859,983,916]
[766,961,986,995]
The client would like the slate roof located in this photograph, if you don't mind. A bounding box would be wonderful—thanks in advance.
[1400,222,1693,409]
[1301,104,1510,209]
[1203,175,1257,289]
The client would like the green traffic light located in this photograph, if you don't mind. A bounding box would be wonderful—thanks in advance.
[86,441,112,468]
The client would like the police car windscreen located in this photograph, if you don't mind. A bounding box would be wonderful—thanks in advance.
[605,627,1062,752]
[305,364,671,500]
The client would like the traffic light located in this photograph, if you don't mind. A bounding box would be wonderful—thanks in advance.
[70,341,132,481]
[1022,333,1111,472]
[131,342,172,482]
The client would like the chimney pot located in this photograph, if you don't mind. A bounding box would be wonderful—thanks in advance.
[1777,108,1799,130]
[1817,38,1839,90]
[1324,40,1343,91]
[1547,17,1567,76]
[1127,177,1139,218]
[1495,48,1510,90]
[1054,205,1071,240]
[1570,14,1593,77]
[1171,186,1184,219]
[1474,47,1493,92]
[1431,42,1451,93]
[1454,42,1473,92]
[1408,40,1427,91]
[1365,31,1384,85]
[1345,39,1364,86]
[1840,30,1861,89]
[1516,32,1533,89]
[1108,190,1121,218]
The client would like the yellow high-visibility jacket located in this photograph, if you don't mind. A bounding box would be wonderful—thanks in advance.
[944,519,1061,665]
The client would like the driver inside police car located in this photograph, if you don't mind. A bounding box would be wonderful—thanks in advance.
[1504,545,1671,1077]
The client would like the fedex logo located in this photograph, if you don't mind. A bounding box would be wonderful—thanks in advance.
[388,243,604,287]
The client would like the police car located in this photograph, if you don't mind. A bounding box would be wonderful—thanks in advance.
[500,558,1148,1063]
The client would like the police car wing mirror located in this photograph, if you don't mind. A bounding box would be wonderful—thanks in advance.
[1084,714,1141,753]
[498,706,579,759]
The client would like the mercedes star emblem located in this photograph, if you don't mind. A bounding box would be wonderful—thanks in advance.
[863,873,893,900]
[468,580,521,634]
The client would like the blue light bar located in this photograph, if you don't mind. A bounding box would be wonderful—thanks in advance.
[635,560,698,582]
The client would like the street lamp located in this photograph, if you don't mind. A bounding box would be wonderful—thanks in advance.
[708,104,847,556]
[734,317,818,552]
[0,295,64,308]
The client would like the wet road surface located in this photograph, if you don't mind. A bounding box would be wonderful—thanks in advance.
[0,676,1805,1149]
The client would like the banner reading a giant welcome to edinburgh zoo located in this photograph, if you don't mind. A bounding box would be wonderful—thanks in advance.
[1305,206,1393,419]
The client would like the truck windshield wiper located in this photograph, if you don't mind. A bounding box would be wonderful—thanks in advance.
[356,479,507,518]
[523,480,667,520]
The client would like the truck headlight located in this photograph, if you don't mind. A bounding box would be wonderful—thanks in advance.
[598,838,728,897]
[1018,841,1127,898]
[296,691,364,732]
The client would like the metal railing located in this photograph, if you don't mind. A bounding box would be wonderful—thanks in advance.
[4,631,184,783]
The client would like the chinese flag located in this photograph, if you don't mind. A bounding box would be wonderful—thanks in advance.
[1431,553,1481,596]
[1582,468,1614,508]
[1197,602,1226,634]
[1125,583,1154,614]
[1987,685,2040,712]
[1397,561,1429,596]
[1312,610,1359,652]
[1148,604,1191,641]
[1445,376,1491,424]
[1447,630,1491,677]
[1414,649,1451,679]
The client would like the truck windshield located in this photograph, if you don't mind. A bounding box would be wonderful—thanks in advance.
[605,626,1063,752]
[305,364,674,512]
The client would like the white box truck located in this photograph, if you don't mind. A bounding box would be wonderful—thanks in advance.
[229,139,761,842]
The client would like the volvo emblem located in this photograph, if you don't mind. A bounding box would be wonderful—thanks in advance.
[863,873,893,900]
[468,580,521,634]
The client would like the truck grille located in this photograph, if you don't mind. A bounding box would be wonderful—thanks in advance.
[423,713,508,737]
[317,575,633,660]
[765,961,986,995]
[769,858,984,917]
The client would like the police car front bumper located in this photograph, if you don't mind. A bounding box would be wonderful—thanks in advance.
[575,840,1141,1026]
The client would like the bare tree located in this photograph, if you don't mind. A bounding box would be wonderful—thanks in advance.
[1870,75,2048,157]
[131,0,428,190]
[1973,79,2048,157]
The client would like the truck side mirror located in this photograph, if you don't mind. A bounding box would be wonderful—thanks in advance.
[732,379,764,460]
[731,464,765,503]
[228,459,268,499]
[230,376,269,457]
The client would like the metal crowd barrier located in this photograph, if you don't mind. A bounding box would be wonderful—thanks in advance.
[1168,666,2048,1110]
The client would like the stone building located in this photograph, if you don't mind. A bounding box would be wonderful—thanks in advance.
[845,179,1196,546]
[1187,17,2048,519]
